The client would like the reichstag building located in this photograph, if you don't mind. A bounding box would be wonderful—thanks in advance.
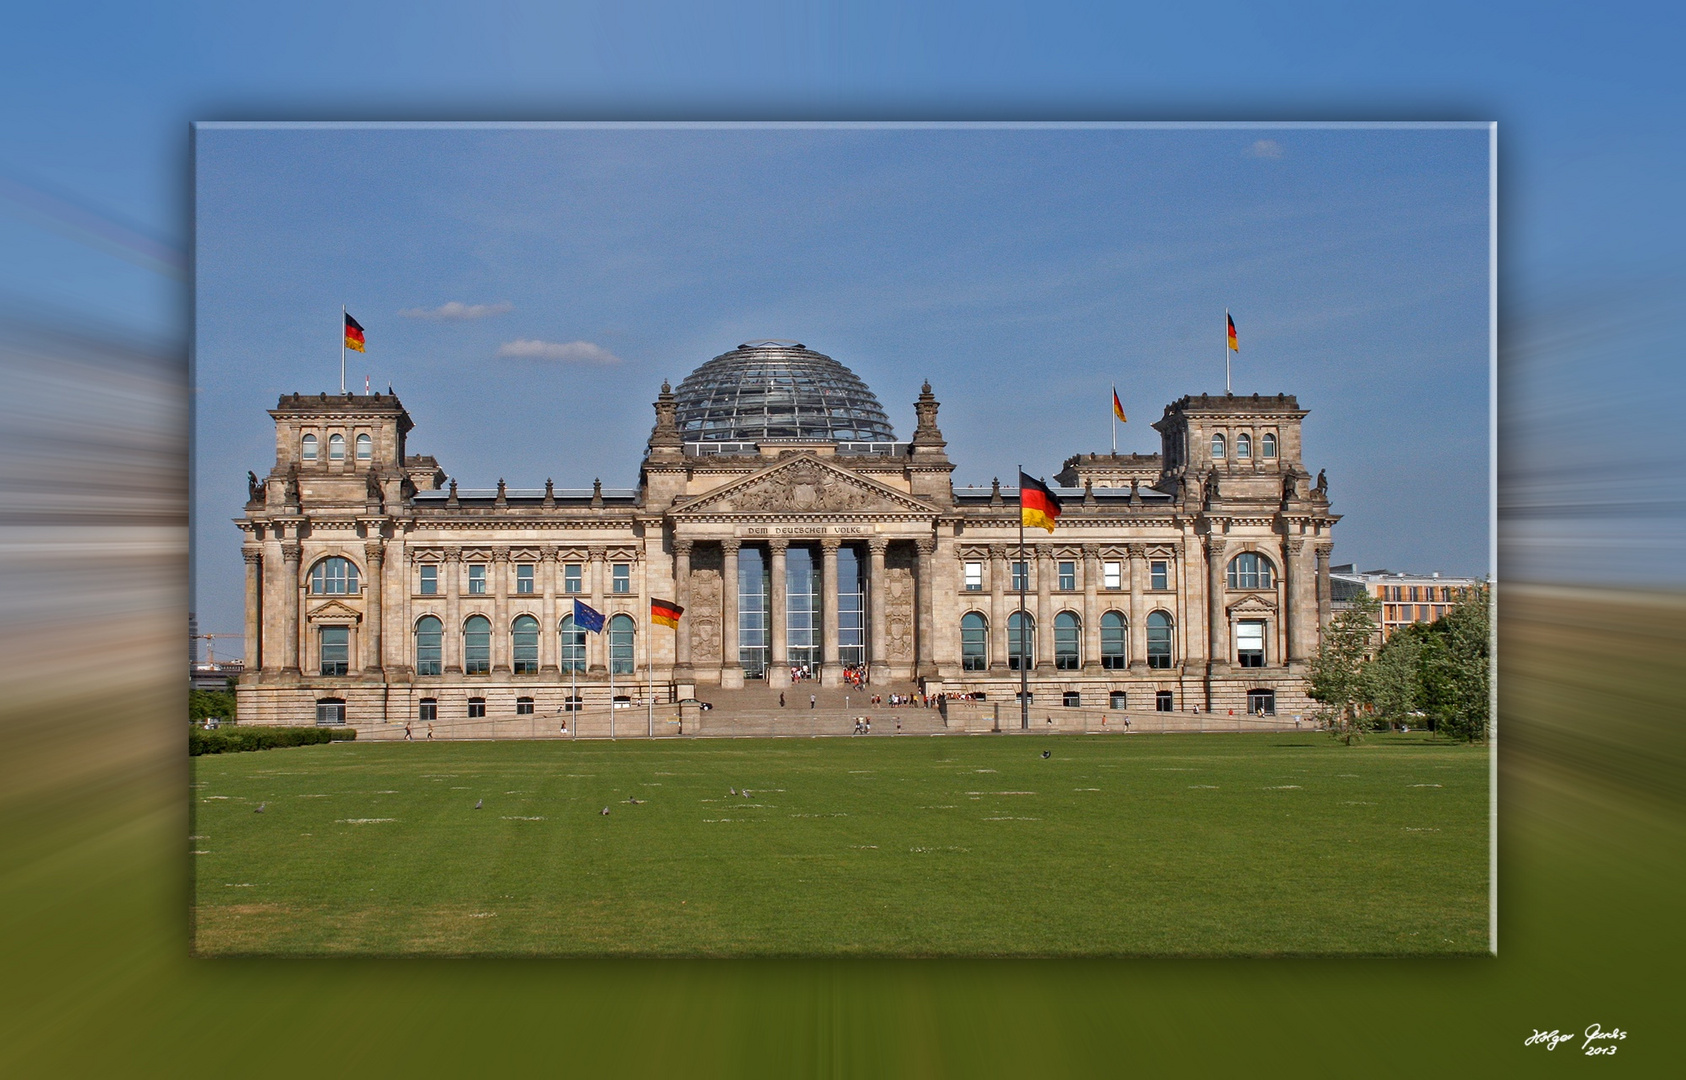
[235,341,1339,726]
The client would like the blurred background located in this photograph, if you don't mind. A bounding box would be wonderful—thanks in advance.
[1,3,1681,1075]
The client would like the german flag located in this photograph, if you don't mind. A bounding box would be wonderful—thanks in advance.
[651,598,684,629]
[1019,471,1061,533]
[1226,311,1238,352]
[344,311,366,353]
[1112,387,1127,423]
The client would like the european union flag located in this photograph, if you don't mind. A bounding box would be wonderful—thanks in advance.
[572,599,605,634]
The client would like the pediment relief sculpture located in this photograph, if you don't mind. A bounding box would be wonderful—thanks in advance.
[678,456,935,517]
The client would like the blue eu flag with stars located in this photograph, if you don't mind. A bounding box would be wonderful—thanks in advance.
[572,599,605,634]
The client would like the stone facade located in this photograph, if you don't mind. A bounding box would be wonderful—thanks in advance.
[237,365,1339,727]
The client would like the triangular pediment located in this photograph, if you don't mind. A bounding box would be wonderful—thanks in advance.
[1226,593,1278,615]
[306,599,363,622]
[675,454,938,518]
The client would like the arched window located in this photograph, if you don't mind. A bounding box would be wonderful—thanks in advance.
[512,615,539,674]
[1261,432,1277,459]
[559,614,586,673]
[1100,611,1127,670]
[1236,433,1252,459]
[1007,611,1035,671]
[1211,433,1226,459]
[609,614,635,675]
[355,433,372,460]
[309,556,359,595]
[960,612,988,671]
[414,616,442,675]
[328,433,345,460]
[301,433,318,460]
[1227,551,1274,589]
[463,615,491,675]
[1147,611,1174,669]
[1054,611,1081,670]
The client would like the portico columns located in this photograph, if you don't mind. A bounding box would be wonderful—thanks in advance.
[363,541,384,676]
[915,536,937,679]
[720,539,743,688]
[988,544,1008,671]
[1081,544,1101,672]
[672,537,694,679]
[1207,535,1229,672]
[820,539,842,686]
[768,539,789,688]
[280,539,301,673]
[1127,544,1148,672]
[867,537,888,678]
[443,546,462,674]
[242,547,262,675]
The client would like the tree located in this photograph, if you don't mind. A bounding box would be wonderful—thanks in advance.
[190,686,237,723]
[1420,586,1490,742]
[1364,623,1424,730]
[1307,591,1379,744]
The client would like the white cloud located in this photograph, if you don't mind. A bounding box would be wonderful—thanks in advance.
[496,339,623,365]
[399,300,514,320]
[1244,139,1285,159]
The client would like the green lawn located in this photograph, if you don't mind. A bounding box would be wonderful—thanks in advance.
[190,732,1489,957]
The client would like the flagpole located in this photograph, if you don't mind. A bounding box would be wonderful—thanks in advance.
[646,612,654,738]
[341,304,347,395]
[570,620,577,739]
[1018,465,1028,732]
[609,626,616,741]
[1110,384,1117,455]
[1225,309,1231,395]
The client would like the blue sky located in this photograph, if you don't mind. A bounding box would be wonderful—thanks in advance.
[2,3,1682,645]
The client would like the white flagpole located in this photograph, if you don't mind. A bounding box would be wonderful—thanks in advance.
[1110,384,1117,455]
[1225,309,1232,395]
[341,304,347,394]
[646,610,654,738]
[609,617,616,740]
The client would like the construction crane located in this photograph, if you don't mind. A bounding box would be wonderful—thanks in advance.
[191,633,241,665]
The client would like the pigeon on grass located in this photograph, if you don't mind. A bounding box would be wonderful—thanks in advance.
[600,807,611,816]
[255,802,266,813]
[1041,751,1051,759]
[474,799,483,810]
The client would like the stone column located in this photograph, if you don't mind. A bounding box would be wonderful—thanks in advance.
[1034,545,1053,671]
[768,539,789,687]
[491,550,510,673]
[988,544,1008,671]
[281,539,302,673]
[1315,543,1333,631]
[672,537,694,678]
[540,548,558,672]
[588,546,606,674]
[867,537,888,677]
[1127,544,1147,672]
[720,539,742,688]
[1207,535,1229,671]
[1282,538,1304,665]
[443,546,462,674]
[915,536,937,678]
[363,540,384,676]
[242,547,262,674]
[820,539,842,686]
[1081,544,1101,671]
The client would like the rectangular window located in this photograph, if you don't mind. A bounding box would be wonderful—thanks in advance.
[319,626,349,676]
[1418,605,1430,622]
[417,699,436,722]
[1058,561,1076,591]
[964,562,983,591]
[516,564,534,594]
[1236,619,1265,668]
[467,564,487,594]
[1150,560,1169,590]
[563,696,582,713]
[612,563,630,594]
[564,564,582,593]
[1015,692,1034,706]
[1155,690,1174,712]
[467,698,486,719]
[419,564,437,595]
[516,697,534,715]
[1103,561,1122,590]
[315,701,345,725]
[1409,586,1421,602]
[1063,691,1081,708]
[1109,691,1127,709]
[1011,562,1028,591]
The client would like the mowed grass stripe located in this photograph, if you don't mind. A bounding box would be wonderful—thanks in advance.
[191,733,1487,956]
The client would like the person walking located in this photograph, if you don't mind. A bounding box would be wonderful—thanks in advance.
[779,692,786,708]
[404,721,413,741]
[809,693,816,710]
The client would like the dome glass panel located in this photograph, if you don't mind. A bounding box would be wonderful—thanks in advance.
[674,341,897,443]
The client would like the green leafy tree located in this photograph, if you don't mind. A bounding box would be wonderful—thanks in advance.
[1308,591,1379,744]
[1420,586,1490,742]
[190,686,237,723]
[1364,623,1424,730]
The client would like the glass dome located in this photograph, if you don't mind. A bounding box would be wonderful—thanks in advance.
[674,341,898,443]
